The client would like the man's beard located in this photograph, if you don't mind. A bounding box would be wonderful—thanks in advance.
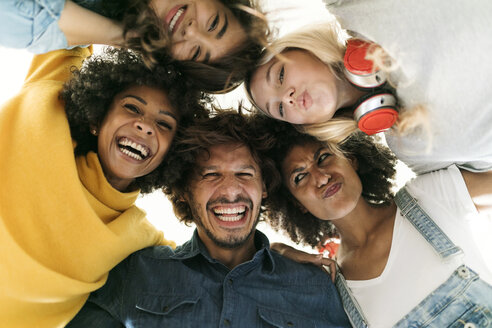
[189,195,261,249]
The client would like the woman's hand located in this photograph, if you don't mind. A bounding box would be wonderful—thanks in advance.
[271,242,337,282]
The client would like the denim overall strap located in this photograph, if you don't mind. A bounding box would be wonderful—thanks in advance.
[394,188,463,259]
[335,267,368,328]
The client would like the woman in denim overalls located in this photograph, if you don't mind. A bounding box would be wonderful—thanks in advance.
[261,121,492,328]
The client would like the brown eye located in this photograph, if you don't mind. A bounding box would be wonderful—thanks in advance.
[294,173,307,185]
[124,104,139,114]
[191,46,201,61]
[208,14,219,32]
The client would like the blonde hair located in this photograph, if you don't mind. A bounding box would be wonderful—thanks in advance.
[246,21,430,150]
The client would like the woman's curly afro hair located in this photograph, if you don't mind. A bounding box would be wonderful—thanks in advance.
[60,47,208,194]
[254,117,398,248]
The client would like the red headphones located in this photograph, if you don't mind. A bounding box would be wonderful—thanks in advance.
[343,39,398,135]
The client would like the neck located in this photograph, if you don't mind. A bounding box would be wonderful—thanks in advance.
[203,234,258,270]
[336,78,368,110]
[332,199,396,250]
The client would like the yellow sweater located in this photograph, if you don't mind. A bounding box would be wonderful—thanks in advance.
[0,48,175,327]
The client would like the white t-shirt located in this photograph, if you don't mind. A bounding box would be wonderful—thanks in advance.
[346,165,492,327]
[325,0,492,174]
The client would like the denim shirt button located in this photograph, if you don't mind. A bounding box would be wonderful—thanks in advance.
[228,279,233,285]
[162,305,169,311]
[223,319,231,326]
[464,323,476,328]
[458,267,470,279]
[287,321,294,326]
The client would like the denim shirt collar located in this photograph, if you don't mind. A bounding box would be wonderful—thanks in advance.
[170,229,276,274]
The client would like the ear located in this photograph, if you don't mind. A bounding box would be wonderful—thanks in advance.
[90,124,99,136]
[262,182,268,199]
[348,156,359,171]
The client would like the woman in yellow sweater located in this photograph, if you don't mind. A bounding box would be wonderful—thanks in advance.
[0,46,206,327]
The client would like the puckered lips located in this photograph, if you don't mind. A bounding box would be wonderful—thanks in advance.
[117,136,152,161]
[297,90,313,111]
[166,4,187,35]
[323,182,341,199]
[209,204,250,228]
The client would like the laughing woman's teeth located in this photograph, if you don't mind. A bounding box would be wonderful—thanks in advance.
[169,8,185,32]
[121,148,143,160]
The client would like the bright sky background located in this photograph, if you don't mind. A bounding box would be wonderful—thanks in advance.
[0,0,414,251]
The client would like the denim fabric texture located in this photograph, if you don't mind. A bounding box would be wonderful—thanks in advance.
[0,0,101,53]
[68,230,351,328]
[338,187,492,327]
[335,269,368,328]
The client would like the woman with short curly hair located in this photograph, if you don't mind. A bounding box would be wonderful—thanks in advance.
[0,46,206,327]
[259,118,492,327]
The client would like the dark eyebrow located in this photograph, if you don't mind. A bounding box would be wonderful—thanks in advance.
[289,146,326,177]
[159,110,178,121]
[124,95,147,105]
[264,59,279,116]
[216,13,228,40]
[200,12,227,63]
[124,94,177,121]
[239,165,257,172]
[313,147,326,161]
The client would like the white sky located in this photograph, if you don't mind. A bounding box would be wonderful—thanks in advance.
[0,0,413,250]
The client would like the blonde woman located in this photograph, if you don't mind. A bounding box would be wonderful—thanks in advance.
[246,15,492,175]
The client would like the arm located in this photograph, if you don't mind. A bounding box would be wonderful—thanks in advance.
[0,0,123,53]
[460,169,492,213]
[271,242,337,282]
[58,1,124,48]
[67,257,132,327]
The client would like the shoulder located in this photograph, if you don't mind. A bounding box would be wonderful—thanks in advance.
[271,251,333,284]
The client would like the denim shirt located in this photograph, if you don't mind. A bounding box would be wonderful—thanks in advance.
[0,0,102,53]
[68,230,351,328]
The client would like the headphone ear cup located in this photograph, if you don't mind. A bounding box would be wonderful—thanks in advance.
[344,39,387,89]
[353,91,398,135]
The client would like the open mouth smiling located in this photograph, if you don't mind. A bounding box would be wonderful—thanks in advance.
[169,5,187,34]
[117,137,151,161]
[212,206,247,222]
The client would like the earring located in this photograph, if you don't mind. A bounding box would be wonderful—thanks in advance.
[90,128,98,136]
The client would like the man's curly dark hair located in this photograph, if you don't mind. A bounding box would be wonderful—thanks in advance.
[60,47,208,194]
[162,110,280,225]
[254,117,398,248]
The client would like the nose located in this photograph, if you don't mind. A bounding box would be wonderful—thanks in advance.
[134,119,154,136]
[282,88,295,107]
[219,175,243,200]
[182,19,201,40]
[313,169,331,188]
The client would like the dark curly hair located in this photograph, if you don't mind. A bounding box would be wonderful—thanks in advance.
[255,117,397,248]
[60,47,208,194]
[162,109,280,225]
[91,0,271,92]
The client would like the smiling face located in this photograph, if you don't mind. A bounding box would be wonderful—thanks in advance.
[282,141,362,221]
[185,143,267,249]
[250,49,343,124]
[97,85,178,191]
[150,0,247,62]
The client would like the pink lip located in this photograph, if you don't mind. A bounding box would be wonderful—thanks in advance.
[323,183,341,198]
[297,91,313,110]
[165,5,187,35]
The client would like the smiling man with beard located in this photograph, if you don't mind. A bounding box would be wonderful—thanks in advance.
[67,111,351,328]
